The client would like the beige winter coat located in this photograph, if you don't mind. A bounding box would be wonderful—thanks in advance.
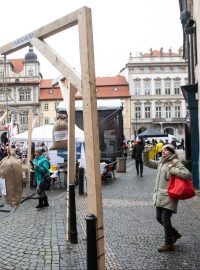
[143,152,192,213]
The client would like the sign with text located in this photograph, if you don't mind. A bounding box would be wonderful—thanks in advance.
[12,32,35,48]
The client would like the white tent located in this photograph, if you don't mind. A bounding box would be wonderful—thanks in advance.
[9,124,84,144]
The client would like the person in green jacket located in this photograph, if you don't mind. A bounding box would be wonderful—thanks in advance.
[143,144,191,252]
[33,148,50,208]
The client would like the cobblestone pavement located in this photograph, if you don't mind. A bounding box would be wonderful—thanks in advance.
[0,150,200,270]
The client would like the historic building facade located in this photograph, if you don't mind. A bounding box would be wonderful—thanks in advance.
[122,49,188,139]
[0,46,41,141]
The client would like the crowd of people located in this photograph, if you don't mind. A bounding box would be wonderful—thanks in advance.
[123,137,184,162]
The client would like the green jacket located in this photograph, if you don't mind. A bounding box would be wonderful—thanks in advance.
[33,155,50,185]
[143,151,192,213]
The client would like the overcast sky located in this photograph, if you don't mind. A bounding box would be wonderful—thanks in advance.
[0,0,183,79]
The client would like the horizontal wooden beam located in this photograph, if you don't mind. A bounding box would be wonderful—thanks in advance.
[0,7,84,55]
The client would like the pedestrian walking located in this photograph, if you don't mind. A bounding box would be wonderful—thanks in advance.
[155,140,163,159]
[181,138,185,150]
[143,144,191,252]
[122,141,128,159]
[132,138,144,177]
[33,148,50,208]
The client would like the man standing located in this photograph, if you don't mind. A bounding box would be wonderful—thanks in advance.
[132,138,144,177]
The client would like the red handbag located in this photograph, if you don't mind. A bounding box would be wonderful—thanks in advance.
[168,175,196,200]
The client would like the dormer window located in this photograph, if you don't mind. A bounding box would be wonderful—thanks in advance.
[28,68,34,76]
[49,89,53,94]
[113,87,118,92]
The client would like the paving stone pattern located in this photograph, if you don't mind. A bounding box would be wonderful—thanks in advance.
[0,150,200,270]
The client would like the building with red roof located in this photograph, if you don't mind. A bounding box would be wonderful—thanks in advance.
[0,47,131,140]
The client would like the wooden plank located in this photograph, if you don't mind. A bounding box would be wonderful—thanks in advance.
[67,82,76,242]
[26,109,33,195]
[0,8,80,55]
[78,7,105,270]
[30,38,82,93]
[67,81,76,186]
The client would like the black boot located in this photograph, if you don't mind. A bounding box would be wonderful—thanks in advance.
[36,198,44,208]
[43,197,49,207]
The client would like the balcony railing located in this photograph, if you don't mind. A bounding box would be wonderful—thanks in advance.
[152,117,186,123]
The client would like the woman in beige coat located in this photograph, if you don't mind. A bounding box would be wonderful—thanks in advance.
[143,144,191,252]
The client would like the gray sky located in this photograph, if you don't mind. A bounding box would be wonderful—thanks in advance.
[0,0,183,79]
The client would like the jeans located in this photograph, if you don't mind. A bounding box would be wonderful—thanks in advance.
[135,159,143,175]
[156,207,180,244]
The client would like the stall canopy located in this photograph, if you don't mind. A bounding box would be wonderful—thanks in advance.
[138,128,167,138]
[9,124,84,143]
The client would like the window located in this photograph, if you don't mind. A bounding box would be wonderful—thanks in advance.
[44,103,49,111]
[165,106,171,118]
[0,71,3,77]
[155,106,162,118]
[174,81,180,94]
[20,113,28,124]
[155,67,160,73]
[135,107,141,118]
[144,67,149,73]
[134,68,139,73]
[145,106,151,118]
[0,90,5,101]
[28,68,34,76]
[165,81,171,95]
[175,106,181,118]
[165,67,170,73]
[54,102,59,110]
[0,88,11,101]
[44,118,49,124]
[134,81,141,95]
[155,81,161,95]
[19,88,31,101]
[144,82,151,95]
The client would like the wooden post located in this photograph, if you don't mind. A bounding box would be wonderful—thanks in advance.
[26,109,33,195]
[67,82,76,186]
[66,82,78,243]
[0,6,105,268]
[78,7,105,270]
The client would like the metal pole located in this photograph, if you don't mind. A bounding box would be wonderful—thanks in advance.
[78,167,84,195]
[85,214,98,270]
[135,113,138,138]
[68,184,78,244]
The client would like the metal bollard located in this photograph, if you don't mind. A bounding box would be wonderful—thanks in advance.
[78,167,84,195]
[68,184,78,244]
[85,214,98,270]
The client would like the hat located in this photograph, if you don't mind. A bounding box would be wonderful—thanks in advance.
[35,148,43,154]
[162,144,175,154]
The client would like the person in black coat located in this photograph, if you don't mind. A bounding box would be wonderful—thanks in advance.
[132,138,144,177]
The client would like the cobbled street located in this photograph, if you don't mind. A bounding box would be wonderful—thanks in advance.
[0,150,200,270]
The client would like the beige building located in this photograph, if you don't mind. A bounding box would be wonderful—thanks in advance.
[0,46,41,142]
[122,49,188,139]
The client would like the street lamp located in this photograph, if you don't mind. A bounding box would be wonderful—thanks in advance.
[134,113,139,139]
